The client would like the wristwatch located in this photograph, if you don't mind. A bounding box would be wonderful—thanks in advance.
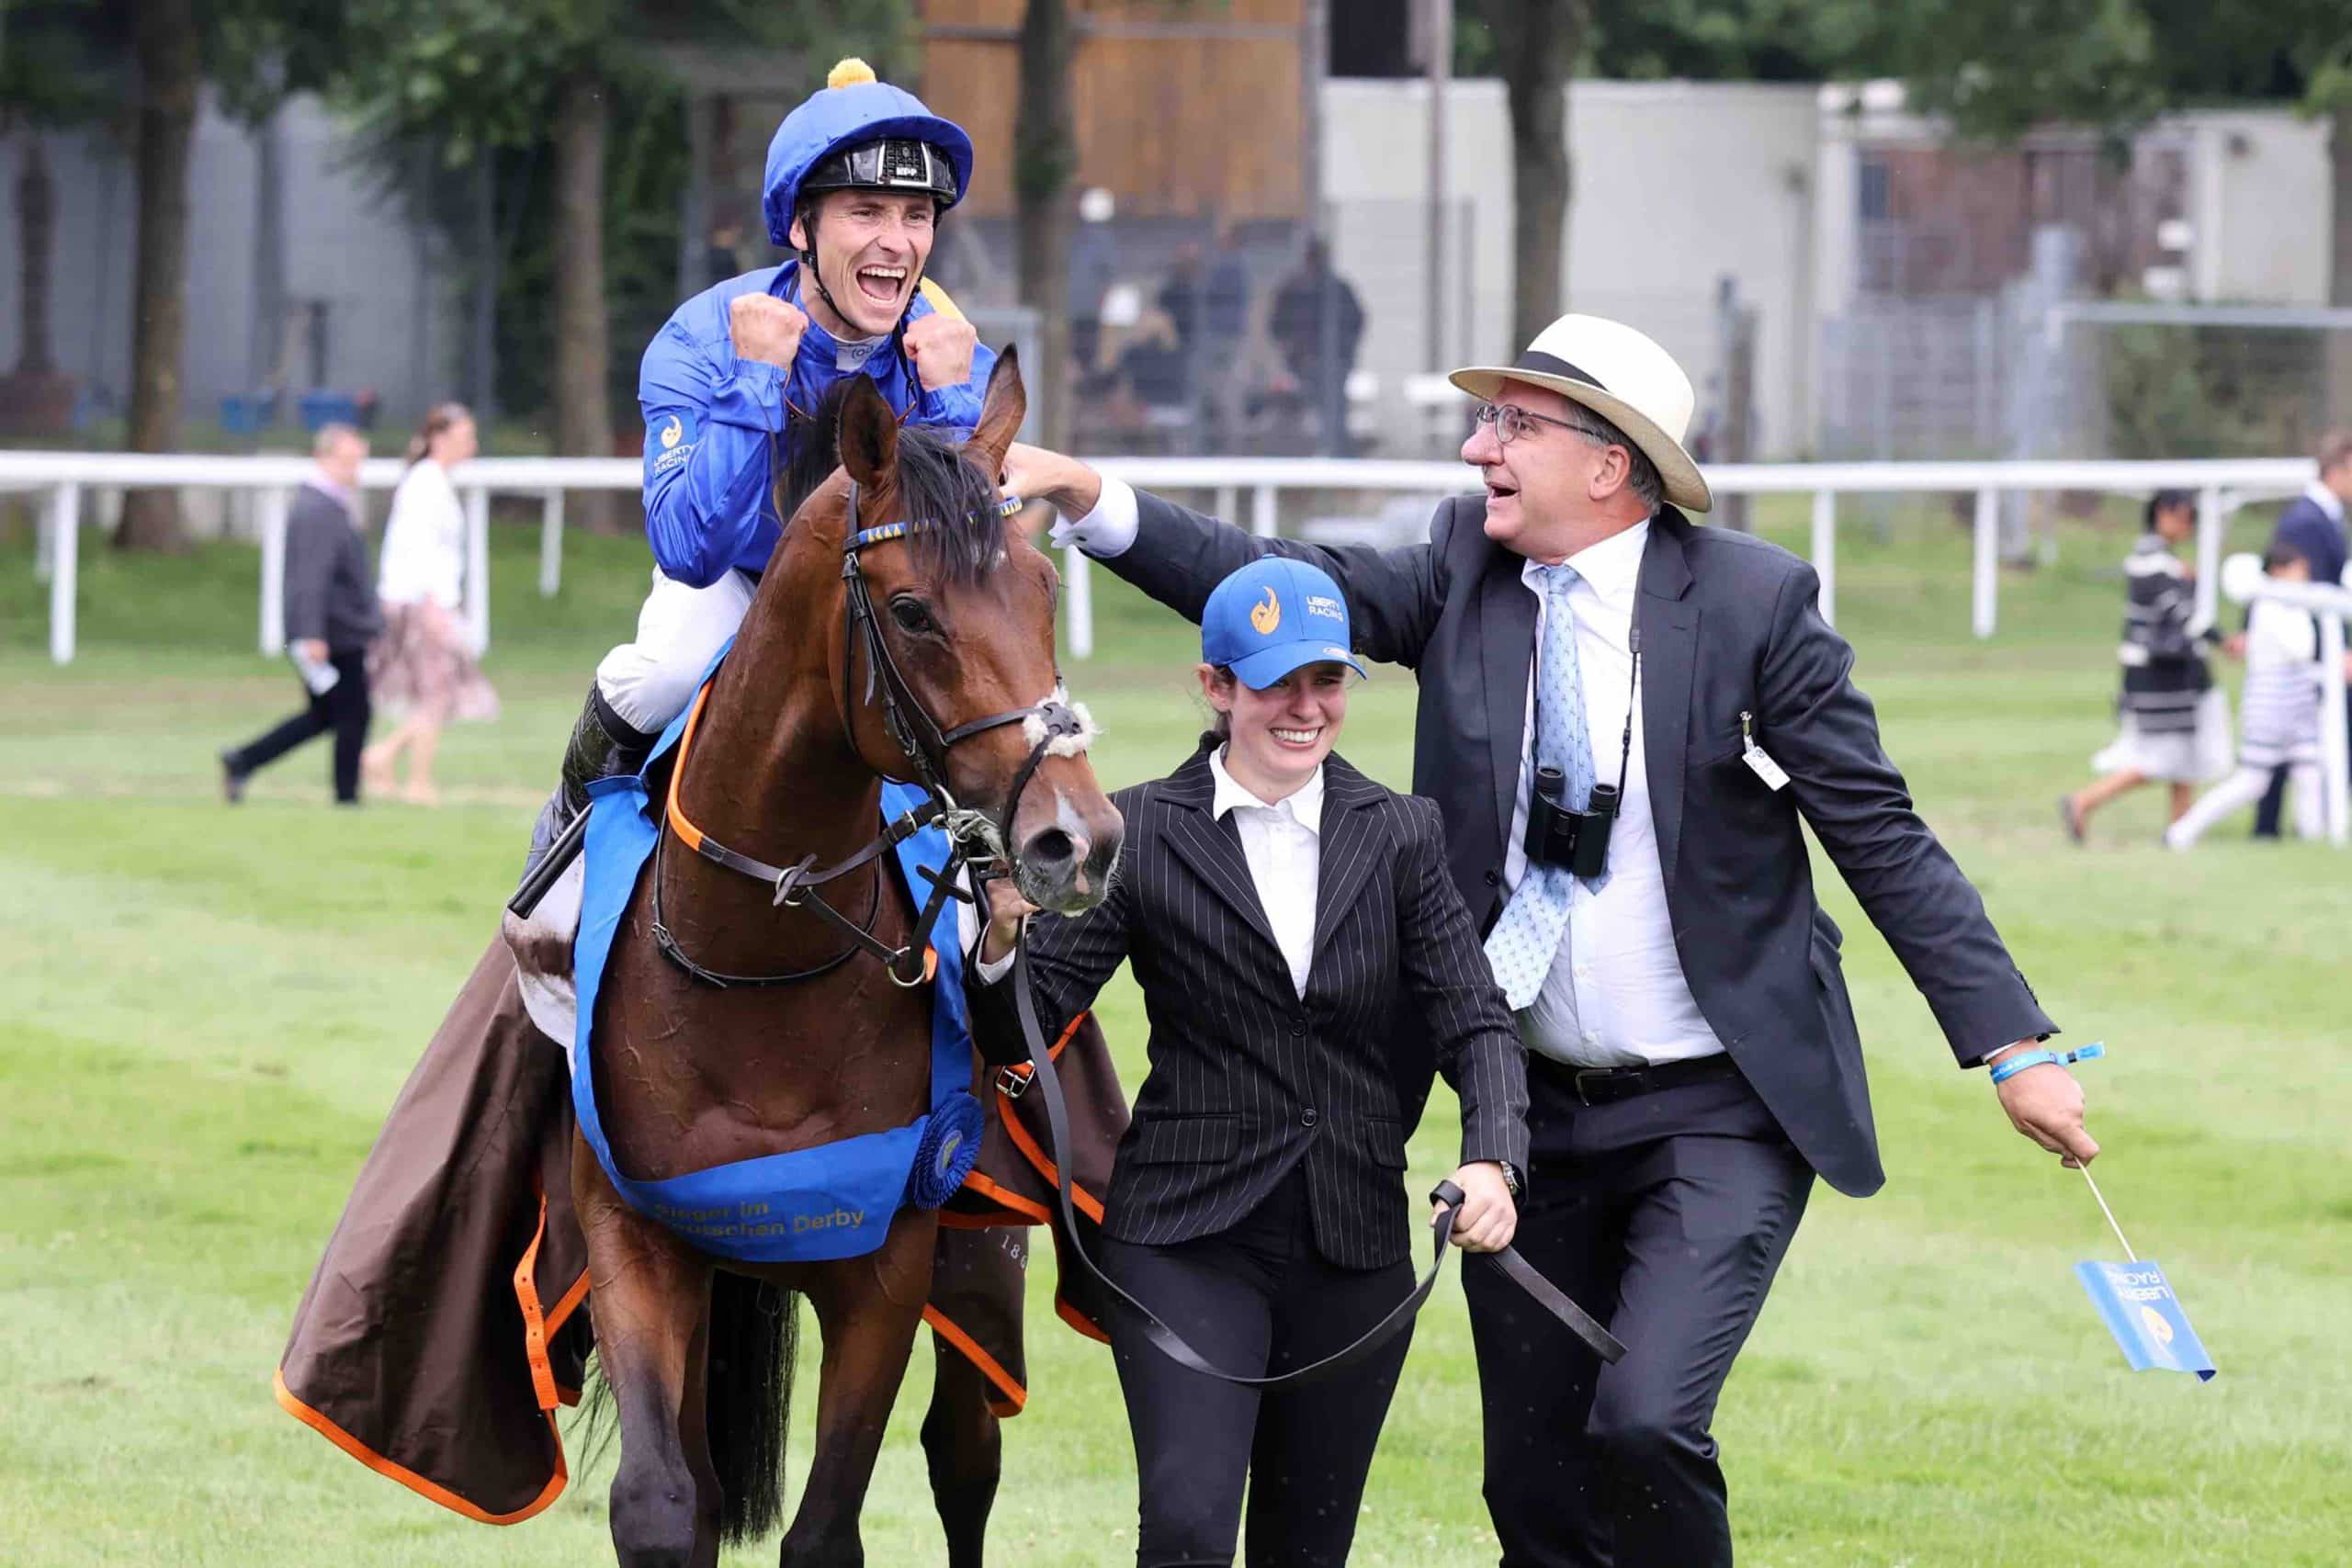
[1498,1160,1524,1199]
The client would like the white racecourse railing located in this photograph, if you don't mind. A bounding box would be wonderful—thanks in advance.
[10,451,2320,671]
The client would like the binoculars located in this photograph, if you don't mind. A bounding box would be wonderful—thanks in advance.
[1523,766,1619,880]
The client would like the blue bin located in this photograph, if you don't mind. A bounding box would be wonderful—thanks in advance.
[220,393,273,435]
[300,391,361,432]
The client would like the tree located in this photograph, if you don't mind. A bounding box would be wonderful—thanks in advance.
[0,1,119,436]
[1014,0,1077,448]
[1478,0,1584,350]
[119,0,200,550]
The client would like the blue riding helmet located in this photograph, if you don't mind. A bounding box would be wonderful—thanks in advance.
[763,60,976,250]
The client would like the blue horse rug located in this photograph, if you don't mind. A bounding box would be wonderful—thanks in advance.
[570,677,985,1265]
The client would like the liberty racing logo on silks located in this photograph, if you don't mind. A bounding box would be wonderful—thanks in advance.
[651,412,696,476]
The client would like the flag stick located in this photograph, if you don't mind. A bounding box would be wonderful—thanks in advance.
[2078,1163,2136,1262]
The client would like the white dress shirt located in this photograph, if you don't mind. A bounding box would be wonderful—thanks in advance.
[2303,478,2346,527]
[1205,747,1324,1001]
[1049,473,1144,557]
[968,746,1324,996]
[1503,521,1725,1069]
[377,459,466,609]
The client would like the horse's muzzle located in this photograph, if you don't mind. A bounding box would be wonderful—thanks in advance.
[1013,804,1124,916]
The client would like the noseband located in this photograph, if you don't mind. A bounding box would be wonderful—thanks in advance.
[652,484,1092,989]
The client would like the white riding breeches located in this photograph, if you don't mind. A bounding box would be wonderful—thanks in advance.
[593,568,758,737]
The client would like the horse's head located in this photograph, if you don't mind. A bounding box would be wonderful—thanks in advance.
[820,351,1122,915]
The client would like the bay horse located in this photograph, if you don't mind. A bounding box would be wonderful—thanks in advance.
[578,349,1123,1568]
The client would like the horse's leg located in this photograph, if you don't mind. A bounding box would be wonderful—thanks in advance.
[775,1213,938,1568]
[577,1142,722,1568]
[921,1328,1002,1568]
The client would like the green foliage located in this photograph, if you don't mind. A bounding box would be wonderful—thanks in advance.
[2099,321,2328,459]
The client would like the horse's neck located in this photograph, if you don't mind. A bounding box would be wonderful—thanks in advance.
[662,567,893,956]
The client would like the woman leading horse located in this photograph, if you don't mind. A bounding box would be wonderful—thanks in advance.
[579,348,1123,1568]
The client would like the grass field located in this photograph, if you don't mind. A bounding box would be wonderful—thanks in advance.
[2,496,2346,1567]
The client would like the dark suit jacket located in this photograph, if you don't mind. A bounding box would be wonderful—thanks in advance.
[1102,490,2057,1198]
[2271,494,2348,592]
[283,483,383,652]
[968,747,1529,1269]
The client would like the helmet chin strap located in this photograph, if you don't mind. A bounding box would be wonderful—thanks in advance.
[797,209,927,345]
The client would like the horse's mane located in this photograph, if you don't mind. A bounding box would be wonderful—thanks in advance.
[778,379,1007,588]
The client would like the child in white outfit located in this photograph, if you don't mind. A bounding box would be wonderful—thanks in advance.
[2166,544,2335,847]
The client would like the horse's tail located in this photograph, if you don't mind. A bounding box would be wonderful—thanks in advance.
[707,1271,798,1544]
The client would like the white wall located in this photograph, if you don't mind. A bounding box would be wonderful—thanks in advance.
[2179,110,2332,304]
[0,91,460,434]
[1323,78,1820,458]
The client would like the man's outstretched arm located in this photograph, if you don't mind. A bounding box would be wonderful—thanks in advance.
[1001,444,1455,670]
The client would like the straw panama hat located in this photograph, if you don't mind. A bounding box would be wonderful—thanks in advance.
[1450,314,1713,513]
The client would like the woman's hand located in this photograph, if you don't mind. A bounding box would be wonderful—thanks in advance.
[1435,1161,1518,1253]
[978,877,1040,967]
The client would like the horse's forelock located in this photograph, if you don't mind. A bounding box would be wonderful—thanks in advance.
[778,384,1008,588]
[887,423,1008,589]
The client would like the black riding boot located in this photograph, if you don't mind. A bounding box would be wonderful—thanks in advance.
[510,683,658,916]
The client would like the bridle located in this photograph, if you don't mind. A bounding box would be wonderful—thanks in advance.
[651,483,1092,990]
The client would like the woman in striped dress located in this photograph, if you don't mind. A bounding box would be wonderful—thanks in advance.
[2165,543,2340,846]
[2061,491,2231,840]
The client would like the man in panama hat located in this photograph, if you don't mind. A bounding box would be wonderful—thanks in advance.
[1004,311,2098,1565]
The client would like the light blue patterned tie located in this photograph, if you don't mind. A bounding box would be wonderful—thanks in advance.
[1484,565,1609,1010]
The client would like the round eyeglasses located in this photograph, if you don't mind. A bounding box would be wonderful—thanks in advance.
[1471,400,1593,446]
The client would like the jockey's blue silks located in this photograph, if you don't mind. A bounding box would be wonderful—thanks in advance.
[570,660,985,1264]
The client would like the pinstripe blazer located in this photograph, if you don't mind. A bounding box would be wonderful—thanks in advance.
[968,745,1529,1270]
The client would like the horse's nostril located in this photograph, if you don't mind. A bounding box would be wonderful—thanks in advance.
[1023,828,1079,870]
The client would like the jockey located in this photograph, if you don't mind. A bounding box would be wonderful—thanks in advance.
[514,59,989,902]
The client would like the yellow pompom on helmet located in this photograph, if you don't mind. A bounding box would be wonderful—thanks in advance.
[763,57,974,250]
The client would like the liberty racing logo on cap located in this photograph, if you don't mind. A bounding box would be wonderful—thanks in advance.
[1250,587,1282,635]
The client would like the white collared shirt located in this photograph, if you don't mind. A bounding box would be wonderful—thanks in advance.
[1207,746,1325,1001]
[967,746,1326,998]
[2305,479,2346,526]
[377,458,466,609]
[1505,520,1725,1069]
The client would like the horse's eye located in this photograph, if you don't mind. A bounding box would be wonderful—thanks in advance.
[889,597,937,636]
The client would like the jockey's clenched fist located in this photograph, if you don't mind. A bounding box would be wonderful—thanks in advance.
[730,295,808,371]
[905,313,978,393]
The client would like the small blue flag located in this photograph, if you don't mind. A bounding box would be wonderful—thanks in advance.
[2074,1259,2216,1381]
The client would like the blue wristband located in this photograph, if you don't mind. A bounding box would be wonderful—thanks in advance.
[1988,1040,2105,1084]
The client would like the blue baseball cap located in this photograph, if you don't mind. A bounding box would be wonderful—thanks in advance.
[1201,558,1369,690]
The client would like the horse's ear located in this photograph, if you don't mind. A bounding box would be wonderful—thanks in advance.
[838,374,899,491]
[965,346,1026,477]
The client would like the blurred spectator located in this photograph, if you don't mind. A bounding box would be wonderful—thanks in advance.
[1159,243,1205,354]
[1119,307,1190,411]
[363,403,501,806]
[2168,543,2345,847]
[707,213,747,285]
[1267,239,1365,454]
[220,424,379,806]
[2060,490,2229,841]
[2249,428,2352,837]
